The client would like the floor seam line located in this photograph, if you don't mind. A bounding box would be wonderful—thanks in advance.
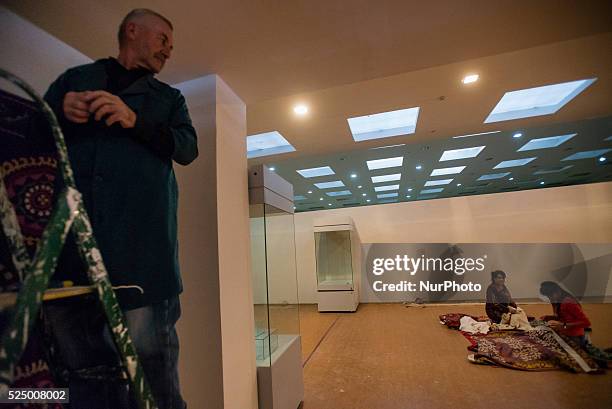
[303,314,342,368]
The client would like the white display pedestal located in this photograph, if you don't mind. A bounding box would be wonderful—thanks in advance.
[256,335,304,409]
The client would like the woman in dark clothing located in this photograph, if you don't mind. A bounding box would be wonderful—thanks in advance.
[485,270,518,323]
[539,281,591,347]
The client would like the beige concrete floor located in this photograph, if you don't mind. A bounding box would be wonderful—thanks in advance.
[297,303,612,409]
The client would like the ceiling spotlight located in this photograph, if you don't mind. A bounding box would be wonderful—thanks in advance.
[509,177,514,181]
[350,173,357,178]
[366,199,371,202]
[457,183,462,187]
[357,185,363,189]
[540,181,545,185]
[319,198,323,201]
[307,190,313,194]
[599,157,607,162]
[416,165,422,170]
[269,167,276,171]
[462,74,479,84]
[293,104,309,116]
[362,193,367,196]
[406,195,411,198]
[328,203,332,206]
[513,133,523,138]
[407,188,413,192]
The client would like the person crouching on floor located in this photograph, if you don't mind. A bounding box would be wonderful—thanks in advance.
[539,281,591,347]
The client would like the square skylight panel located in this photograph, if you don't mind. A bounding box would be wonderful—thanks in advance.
[430,166,466,176]
[371,173,402,183]
[439,146,485,161]
[247,131,296,158]
[314,180,345,189]
[494,157,536,169]
[533,165,573,175]
[348,107,420,142]
[477,172,511,181]
[377,192,399,199]
[562,148,612,161]
[518,133,576,151]
[417,195,438,200]
[326,190,352,197]
[374,184,400,192]
[484,78,597,123]
[366,156,404,170]
[296,166,335,178]
[420,188,444,194]
[424,179,453,186]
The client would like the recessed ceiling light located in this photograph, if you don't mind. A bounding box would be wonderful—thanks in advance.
[420,188,444,194]
[326,190,352,197]
[362,193,367,197]
[462,74,479,84]
[406,195,411,198]
[350,173,357,178]
[293,104,308,115]
[415,165,422,170]
[599,157,607,162]
[439,146,486,161]
[348,107,420,142]
[320,198,324,201]
[540,181,545,185]
[328,203,332,206]
[371,173,401,183]
[357,185,363,189]
[314,181,345,189]
[407,188,413,192]
[366,156,403,170]
[477,172,511,181]
[430,166,466,176]
[494,157,537,169]
[307,190,313,194]
[366,199,371,202]
[247,131,296,158]
[518,133,576,151]
[269,167,276,171]
[296,166,335,178]
[377,192,399,199]
[424,179,453,186]
[513,133,522,138]
[457,183,462,187]
[484,78,597,123]
[562,148,612,161]
[374,184,400,192]
[509,177,514,181]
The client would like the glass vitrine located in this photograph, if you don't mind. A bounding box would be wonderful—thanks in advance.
[315,230,354,290]
[249,202,300,365]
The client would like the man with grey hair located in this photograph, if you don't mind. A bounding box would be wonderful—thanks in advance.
[44,8,196,409]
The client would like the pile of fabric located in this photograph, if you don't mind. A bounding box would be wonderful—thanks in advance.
[439,311,608,374]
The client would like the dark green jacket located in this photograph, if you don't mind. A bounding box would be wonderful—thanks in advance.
[44,59,198,309]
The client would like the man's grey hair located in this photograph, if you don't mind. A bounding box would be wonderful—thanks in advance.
[118,9,173,46]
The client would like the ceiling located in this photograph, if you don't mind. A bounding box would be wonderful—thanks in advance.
[5,1,612,212]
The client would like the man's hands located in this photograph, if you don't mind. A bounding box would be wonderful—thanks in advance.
[63,91,136,128]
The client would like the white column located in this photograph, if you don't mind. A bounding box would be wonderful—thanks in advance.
[175,75,258,409]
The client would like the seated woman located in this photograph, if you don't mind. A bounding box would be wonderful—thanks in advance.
[485,270,518,323]
[539,281,591,347]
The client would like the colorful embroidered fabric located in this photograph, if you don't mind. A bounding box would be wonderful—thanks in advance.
[0,88,63,407]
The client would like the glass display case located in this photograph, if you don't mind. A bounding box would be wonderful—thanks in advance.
[314,220,361,312]
[249,165,304,409]
[315,230,354,290]
[250,202,300,364]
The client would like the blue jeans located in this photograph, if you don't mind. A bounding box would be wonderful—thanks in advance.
[43,295,185,409]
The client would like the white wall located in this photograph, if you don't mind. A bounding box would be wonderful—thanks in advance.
[295,182,612,303]
[0,6,91,96]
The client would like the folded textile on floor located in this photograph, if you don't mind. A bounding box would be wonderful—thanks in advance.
[471,326,601,373]
[439,313,487,329]
[459,316,491,334]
